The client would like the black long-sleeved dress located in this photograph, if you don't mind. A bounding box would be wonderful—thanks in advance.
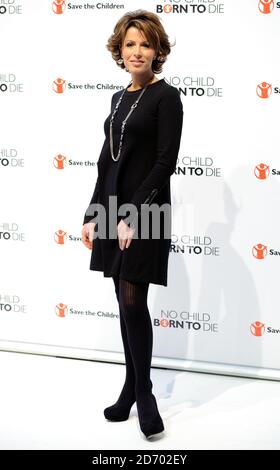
[83,78,183,286]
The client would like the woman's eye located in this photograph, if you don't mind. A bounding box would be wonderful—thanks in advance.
[126,44,150,47]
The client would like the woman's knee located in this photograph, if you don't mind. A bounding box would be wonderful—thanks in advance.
[118,279,149,319]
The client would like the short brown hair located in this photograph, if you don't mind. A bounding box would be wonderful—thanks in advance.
[106,9,175,74]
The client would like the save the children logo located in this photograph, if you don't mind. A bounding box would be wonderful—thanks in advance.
[256,81,280,98]
[52,1,125,14]
[53,153,97,169]
[54,230,67,244]
[55,303,68,317]
[55,303,120,319]
[52,77,124,93]
[52,78,66,93]
[54,229,86,243]
[252,244,268,259]
[53,154,67,169]
[52,0,66,14]
[254,163,270,179]
[254,163,280,179]
[258,0,276,14]
[250,320,280,335]
[250,321,265,336]
[256,82,272,98]
[252,244,280,258]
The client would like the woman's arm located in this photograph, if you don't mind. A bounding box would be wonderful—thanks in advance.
[83,174,100,225]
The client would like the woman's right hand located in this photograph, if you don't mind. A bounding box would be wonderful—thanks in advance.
[82,222,96,250]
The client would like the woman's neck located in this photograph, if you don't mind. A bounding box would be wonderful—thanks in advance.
[128,73,157,91]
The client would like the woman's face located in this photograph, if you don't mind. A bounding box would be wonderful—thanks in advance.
[121,26,156,75]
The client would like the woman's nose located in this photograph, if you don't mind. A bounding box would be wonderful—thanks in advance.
[133,46,142,56]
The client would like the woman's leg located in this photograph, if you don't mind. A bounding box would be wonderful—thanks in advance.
[118,278,164,437]
[118,278,152,395]
[112,275,136,403]
[103,275,136,422]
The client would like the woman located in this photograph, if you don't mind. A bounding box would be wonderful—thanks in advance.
[82,9,183,439]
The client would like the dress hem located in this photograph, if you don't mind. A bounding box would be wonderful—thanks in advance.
[88,266,168,287]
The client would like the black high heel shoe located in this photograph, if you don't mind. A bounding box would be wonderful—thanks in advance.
[104,381,136,422]
[104,379,153,422]
[137,393,165,439]
[104,397,136,422]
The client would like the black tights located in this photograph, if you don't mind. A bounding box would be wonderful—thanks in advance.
[112,275,153,402]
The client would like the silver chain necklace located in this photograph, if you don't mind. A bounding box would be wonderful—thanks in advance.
[109,80,150,162]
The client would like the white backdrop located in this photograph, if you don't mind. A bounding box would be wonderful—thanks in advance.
[1,0,280,381]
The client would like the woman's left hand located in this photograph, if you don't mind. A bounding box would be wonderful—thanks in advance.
[117,219,135,250]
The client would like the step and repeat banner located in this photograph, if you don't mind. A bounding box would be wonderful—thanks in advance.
[1,0,280,380]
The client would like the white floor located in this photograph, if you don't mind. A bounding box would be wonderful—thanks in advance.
[0,350,279,450]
